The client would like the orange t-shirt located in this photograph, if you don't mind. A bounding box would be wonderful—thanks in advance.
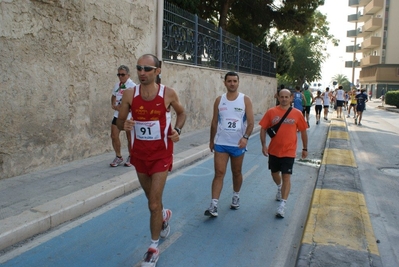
[259,106,307,158]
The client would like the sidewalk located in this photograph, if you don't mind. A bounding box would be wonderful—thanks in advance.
[0,115,263,252]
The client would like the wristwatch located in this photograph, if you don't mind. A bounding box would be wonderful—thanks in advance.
[243,134,249,140]
[174,127,181,135]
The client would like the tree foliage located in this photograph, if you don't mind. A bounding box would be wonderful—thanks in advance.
[167,0,325,44]
[331,74,351,91]
[274,11,338,87]
[167,0,338,87]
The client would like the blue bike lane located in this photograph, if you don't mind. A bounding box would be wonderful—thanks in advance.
[1,133,320,267]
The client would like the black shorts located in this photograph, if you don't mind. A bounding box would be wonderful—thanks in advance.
[336,100,344,107]
[315,105,322,115]
[112,117,118,125]
[356,105,365,112]
[302,106,311,115]
[323,105,329,109]
[268,154,295,174]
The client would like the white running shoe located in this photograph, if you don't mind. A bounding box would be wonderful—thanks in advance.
[160,209,172,239]
[124,156,132,167]
[204,206,218,217]
[141,247,159,267]
[230,196,240,210]
[276,204,285,218]
[110,156,123,167]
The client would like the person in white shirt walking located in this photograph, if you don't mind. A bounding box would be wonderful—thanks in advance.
[110,65,136,167]
[321,87,331,120]
[334,85,345,118]
[314,90,323,124]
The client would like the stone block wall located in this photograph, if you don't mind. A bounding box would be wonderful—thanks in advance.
[0,0,276,179]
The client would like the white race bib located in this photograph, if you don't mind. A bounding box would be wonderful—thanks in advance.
[221,118,242,132]
[134,121,161,140]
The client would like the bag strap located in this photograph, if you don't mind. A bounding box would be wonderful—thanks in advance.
[273,107,292,132]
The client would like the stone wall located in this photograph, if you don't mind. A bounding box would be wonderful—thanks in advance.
[0,0,276,179]
[161,62,276,133]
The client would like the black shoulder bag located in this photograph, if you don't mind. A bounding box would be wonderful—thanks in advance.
[267,107,292,138]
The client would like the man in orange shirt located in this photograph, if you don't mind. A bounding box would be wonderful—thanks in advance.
[259,89,308,218]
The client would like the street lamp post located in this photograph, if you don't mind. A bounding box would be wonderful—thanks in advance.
[351,6,359,86]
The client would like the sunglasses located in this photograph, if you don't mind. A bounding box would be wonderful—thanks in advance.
[117,73,127,77]
[136,65,157,72]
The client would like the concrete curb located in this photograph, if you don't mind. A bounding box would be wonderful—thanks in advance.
[296,114,383,267]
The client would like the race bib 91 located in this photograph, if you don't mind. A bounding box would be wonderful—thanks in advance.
[134,121,161,140]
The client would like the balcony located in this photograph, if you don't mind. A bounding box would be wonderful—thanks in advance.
[348,12,369,23]
[347,28,362,38]
[361,36,381,50]
[361,55,380,66]
[345,61,361,68]
[349,0,371,7]
[364,0,383,15]
[346,44,361,53]
[363,17,383,32]
[356,27,369,38]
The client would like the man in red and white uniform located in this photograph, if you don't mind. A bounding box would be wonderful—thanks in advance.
[117,54,186,267]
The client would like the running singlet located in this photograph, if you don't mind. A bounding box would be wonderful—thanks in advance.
[130,84,173,161]
[335,89,345,101]
[303,90,312,106]
[350,92,357,104]
[315,97,323,106]
[293,92,303,111]
[323,92,330,106]
[215,93,247,147]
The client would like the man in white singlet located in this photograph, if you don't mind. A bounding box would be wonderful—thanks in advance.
[321,87,331,120]
[204,72,254,217]
[334,85,345,118]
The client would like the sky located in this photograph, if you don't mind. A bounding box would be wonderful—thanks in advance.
[317,0,361,88]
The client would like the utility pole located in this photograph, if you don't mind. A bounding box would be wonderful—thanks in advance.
[351,6,359,87]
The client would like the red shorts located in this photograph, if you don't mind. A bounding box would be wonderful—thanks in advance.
[131,155,173,176]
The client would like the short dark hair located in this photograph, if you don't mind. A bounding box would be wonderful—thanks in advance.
[224,71,239,81]
[339,85,343,89]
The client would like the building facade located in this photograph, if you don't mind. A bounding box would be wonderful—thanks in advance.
[347,0,399,97]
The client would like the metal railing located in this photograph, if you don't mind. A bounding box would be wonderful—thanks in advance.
[163,1,276,77]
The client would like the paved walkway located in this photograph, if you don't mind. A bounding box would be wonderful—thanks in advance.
[0,100,395,266]
[0,115,265,252]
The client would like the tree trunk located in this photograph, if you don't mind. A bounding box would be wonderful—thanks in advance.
[219,0,233,30]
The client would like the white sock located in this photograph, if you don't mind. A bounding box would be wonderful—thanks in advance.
[233,191,240,198]
[280,199,287,206]
[162,209,167,219]
[211,199,218,207]
[277,183,282,191]
[150,239,159,249]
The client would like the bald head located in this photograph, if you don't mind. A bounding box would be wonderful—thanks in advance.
[277,89,292,108]
[279,89,291,96]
